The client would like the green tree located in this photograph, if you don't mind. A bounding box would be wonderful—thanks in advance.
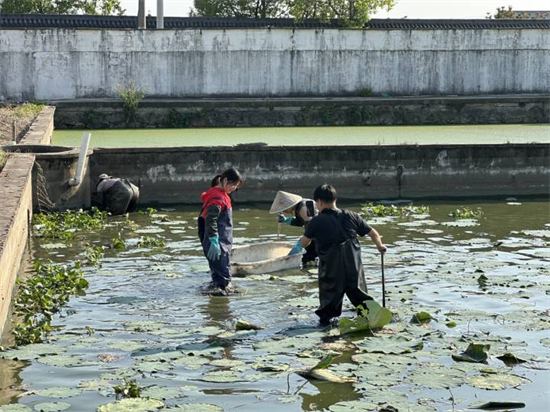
[0,0,125,15]
[289,0,395,26]
[192,0,288,19]
[192,0,395,27]
[489,5,527,19]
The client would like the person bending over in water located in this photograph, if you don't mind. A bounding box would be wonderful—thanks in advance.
[96,174,140,215]
[198,168,244,296]
[270,190,318,266]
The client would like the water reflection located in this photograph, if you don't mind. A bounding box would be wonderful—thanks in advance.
[0,359,27,405]
[300,380,361,411]
[201,295,233,327]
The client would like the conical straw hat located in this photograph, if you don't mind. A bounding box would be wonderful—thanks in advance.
[270,191,303,214]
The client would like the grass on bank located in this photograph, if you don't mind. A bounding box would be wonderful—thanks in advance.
[0,102,44,144]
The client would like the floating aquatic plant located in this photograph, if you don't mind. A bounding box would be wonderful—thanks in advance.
[361,202,429,218]
[136,236,165,248]
[297,355,356,383]
[452,343,490,363]
[339,301,392,335]
[11,261,88,346]
[110,233,126,250]
[113,379,142,399]
[448,206,484,219]
[84,245,105,266]
[33,208,107,240]
[138,207,158,217]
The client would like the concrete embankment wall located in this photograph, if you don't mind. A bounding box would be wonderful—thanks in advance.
[89,144,550,205]
[53,95,550,129]
[0,154,34,337]
[0,27,549,100]
[0,107,54,337]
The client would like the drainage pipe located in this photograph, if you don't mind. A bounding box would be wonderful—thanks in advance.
[157,0,164,29]
[68,133,91,187]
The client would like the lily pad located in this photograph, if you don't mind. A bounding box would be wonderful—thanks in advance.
[496,352,527,366]
[0,344,64,361]
[466,374,528,390]
[235,320,262,331]
[468,401,526,410]
[406,363,466,389]
[276,395,301,404]
[252,361,289,372]
[35,387,82,398]
[165,404,223,412]
[297,368,356,383]
[97,398,164,412]
[0,405,33,412]
[198,371,248,383]
[339,301,392,335]
[108,341,147,352]
[172,356,210,370]
[441,219,479,227]
[452,343,490,363]
[141,386,184,400]
[356,336,423,355]
[33,403,71,412]
[77,380,112,392]
[133,361,173,373]
[410,311,433,324]
[328,400,378,411]
[37,355,82,367]
[210,359,246,368]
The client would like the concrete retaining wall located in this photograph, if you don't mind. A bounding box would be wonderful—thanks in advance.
[0,106,55,338]
[0,154,34,337]
[21,106,56,145]
[89,144,550,206]
[0,28,549,100]
[53,95,550,129]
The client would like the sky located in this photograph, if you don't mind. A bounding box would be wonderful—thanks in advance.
[120,0,550,19]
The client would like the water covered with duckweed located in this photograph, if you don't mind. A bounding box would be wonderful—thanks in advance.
[1,199,549,412]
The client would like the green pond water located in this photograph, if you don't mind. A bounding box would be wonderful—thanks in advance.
[53,124,550,147]
[1,199,549,412]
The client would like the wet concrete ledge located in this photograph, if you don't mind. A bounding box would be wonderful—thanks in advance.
[89,143,550,206]
[0,154,34,337]
[21,106,56,145]
[0,106,54,337]
[53,94,550,129]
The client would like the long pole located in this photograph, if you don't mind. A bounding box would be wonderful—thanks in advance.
[138,0,146,30]
[381,253,386,307]
[157,0,164,29]
[277,222,281,240]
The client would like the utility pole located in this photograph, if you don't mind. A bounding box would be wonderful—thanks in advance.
[138,0,146,30]
[157,0,164,29]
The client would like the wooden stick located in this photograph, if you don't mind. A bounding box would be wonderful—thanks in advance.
[381,253,386,307]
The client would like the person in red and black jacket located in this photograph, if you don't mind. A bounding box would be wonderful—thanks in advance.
[198,168,244,296]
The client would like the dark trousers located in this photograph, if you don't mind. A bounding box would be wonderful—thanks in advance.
[302,240,318,265]
[205,250,232,288]
[315,238,372,321]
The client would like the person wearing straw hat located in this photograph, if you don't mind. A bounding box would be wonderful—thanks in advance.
[270,191,318,266]
[96,173,140,215]
[290,184,387,327]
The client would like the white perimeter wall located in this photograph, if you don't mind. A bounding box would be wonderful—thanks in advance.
[0,28,548,100]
